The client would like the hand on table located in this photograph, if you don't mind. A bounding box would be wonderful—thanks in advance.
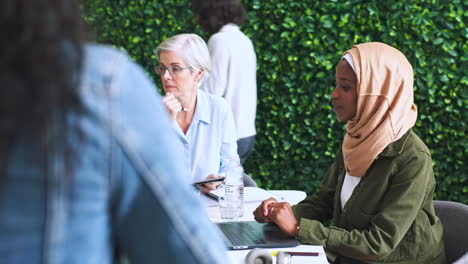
[198,174,224,194]
[162,92,182,120]
[253,198,277,223]
[253,198,299,237]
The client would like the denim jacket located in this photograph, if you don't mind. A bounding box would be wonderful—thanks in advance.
[0,44,228,264]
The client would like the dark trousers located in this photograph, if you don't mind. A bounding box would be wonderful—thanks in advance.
[237,135,255,165]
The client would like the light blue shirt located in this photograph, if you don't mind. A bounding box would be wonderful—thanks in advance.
[173,89,238,182]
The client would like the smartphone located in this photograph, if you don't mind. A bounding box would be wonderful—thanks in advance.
[192,177,226,186]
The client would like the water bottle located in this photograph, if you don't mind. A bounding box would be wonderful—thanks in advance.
[224,156,244,217]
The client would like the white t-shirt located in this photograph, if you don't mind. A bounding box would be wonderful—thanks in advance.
[200,24,257,139]
[340,173,361,209]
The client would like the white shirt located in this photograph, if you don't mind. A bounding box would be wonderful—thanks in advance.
[340,173,361,209]
[201,24,257,139]
[172,90,239,182]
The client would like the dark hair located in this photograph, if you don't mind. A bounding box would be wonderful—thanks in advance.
[0,1,84,179]
[192,0,247,34]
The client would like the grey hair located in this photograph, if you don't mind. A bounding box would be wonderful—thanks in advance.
[155,33,211,84]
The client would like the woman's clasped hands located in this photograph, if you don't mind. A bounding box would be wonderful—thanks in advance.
[253,198,299,237]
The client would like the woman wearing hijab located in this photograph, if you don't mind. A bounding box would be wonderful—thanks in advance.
[253,42,446,263]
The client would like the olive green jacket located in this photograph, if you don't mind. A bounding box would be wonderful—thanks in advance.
[292,130,446,264]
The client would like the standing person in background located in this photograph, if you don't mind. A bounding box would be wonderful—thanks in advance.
[192,0,257,165]
[253,42,446,263]
[0,1,228,263]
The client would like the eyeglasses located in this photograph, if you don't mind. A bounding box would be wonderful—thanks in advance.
[155,66,192,76]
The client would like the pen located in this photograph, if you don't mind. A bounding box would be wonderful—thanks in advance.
[271,251,320,256]
[265,190,285,200]
[181,107,190,111]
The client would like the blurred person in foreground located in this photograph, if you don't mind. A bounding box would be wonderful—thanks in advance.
[0,1,228,263]
[156,34,239,192]
[192,0,257,165]
[253,42,446,264]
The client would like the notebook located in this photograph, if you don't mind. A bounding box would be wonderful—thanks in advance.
[217,221,299,250]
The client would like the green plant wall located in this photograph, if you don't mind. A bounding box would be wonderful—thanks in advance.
[83,0,467,203]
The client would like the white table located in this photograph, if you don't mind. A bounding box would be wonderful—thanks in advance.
[204,188,329,264]
[204,188,307,222]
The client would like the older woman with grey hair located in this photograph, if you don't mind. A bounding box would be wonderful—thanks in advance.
[156,33,239,192]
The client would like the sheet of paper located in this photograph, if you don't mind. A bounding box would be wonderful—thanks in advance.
[244,187,285,203]
[210,187,284,202]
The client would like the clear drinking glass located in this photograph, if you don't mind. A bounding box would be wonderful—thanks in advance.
[219,196,240,221]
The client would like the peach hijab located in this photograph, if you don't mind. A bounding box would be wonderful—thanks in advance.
[342,42,417,177]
